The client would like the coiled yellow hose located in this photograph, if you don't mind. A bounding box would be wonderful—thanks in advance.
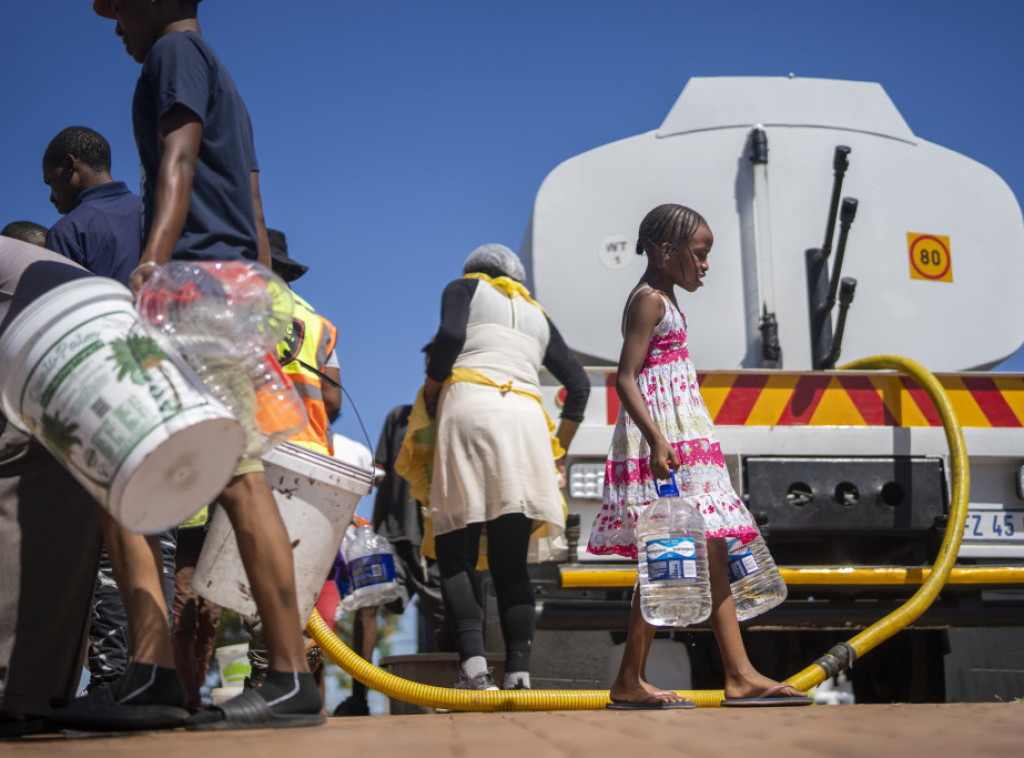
[786,355,969,692]
[308,354,968,709]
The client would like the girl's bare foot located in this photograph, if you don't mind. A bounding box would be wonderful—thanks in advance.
[609,679,693,706]
[723,671,806,701]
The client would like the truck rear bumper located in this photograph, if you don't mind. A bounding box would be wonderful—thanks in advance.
[537,564,1024,631]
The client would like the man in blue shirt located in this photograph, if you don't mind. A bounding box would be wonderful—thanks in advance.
[42,127,141,285]
[43,125,178,699]
[44,0,319,734]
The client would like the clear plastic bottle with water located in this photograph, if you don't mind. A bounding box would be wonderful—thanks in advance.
[727,534,788,622]
[346,524,401,609]
[637,472,711,627]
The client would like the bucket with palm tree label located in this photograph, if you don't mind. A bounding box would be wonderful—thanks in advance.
[0,277,245,533]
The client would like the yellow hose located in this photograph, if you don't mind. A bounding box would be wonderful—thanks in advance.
[309,354,968,708]
[308,609,724,710]
[787,355,969,692]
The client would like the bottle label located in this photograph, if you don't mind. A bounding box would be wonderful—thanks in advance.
[727,546,760,582]
[349,553,397,589]
[645,537,697,581]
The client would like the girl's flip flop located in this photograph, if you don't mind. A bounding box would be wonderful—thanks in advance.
[721,683,814,707]
[606,691,696,709]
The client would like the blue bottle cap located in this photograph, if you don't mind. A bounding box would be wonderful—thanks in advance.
[656,470,680,497]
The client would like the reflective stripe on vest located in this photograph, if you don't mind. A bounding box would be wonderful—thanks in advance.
[277,293,338,455]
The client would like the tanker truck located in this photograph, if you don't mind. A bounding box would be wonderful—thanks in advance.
[514,76,1024,702]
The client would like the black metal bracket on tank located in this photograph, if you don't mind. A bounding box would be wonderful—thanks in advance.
[749,127,782,365]
[807,146,859,370]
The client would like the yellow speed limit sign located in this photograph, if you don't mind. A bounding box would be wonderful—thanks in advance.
[907,233,953,283]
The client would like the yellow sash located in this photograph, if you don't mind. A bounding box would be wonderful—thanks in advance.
[462,272,547,316]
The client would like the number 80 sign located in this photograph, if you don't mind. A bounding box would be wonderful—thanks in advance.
[907,232,953,283]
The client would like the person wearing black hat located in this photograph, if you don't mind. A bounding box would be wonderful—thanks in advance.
[267,228,308,282]
[239,231,340,701]
[267,229,340,450]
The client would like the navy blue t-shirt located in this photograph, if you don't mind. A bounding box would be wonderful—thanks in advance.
[45,181,141,286]
[133,31,260,261]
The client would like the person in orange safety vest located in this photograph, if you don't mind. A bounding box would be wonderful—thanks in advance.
[268,228,340,454]
[244,228,342,695]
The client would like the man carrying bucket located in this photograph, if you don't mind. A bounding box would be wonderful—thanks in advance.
[45,0,323,731]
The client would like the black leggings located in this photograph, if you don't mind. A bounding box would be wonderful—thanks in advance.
[433,513,535,673]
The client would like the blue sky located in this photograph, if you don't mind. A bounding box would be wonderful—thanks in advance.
[3,0,1023,500]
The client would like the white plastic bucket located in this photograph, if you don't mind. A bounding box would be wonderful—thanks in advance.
[210,642,250,705]
[214,642,252,687]
[0,277,246,533]
[193,440,373,622]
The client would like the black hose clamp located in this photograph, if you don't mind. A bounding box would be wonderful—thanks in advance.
[814,641,857,677]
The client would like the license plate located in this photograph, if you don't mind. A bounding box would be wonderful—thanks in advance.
[963,507,1024,541]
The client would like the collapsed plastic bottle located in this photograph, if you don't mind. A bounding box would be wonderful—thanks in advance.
[182,351,306,456]
[137,260,294,357]
[346,523,401,610]
[636,472,711,627]
[137,261,306,455]
[727,534,788,622]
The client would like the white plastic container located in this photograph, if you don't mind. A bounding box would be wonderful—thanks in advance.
[192,441,374,623]
[214,642,252,687]
[637,474,712,627]
[0,278,245,533]
[209,642,251,705]
[727,535,788,621]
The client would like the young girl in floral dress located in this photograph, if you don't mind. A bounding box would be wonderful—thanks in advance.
[587,203,811,709]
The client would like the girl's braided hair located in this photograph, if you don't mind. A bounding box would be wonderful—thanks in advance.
[636,204,706,256]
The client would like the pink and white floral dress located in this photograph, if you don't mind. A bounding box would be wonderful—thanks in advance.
[586,289,758,559]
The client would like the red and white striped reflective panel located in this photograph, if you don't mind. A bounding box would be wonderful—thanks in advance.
[602,371,1024,428]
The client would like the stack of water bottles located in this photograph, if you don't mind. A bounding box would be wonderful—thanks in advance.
[136,261,307,456]
[332,517,401,618]
[637,472,786,626]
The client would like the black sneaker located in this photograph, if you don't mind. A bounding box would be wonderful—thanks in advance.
[454,672,499,691]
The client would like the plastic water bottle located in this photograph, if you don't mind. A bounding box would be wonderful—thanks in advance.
[636,472,711,627]
[727,534,788,622]
[346,524,400,609]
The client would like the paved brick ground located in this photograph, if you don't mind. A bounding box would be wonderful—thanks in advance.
[3,703,1023,758]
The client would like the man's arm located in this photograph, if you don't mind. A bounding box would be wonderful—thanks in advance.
[130,105,201,291]
[250,171,271,268]
[323,366,341,421]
